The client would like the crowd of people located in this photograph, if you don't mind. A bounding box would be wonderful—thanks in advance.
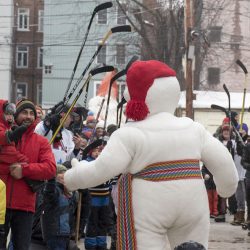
[202,112,250,235]
[0,98,118,250]
[0,96,249,250]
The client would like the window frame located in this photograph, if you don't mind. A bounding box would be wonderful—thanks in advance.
[117,4,127,25]
[97,8,108,25]
[17,8,30,31]
[16,46,29,68]
[96,44,107,64]
[116,44,126,65]
[208,26,222,43]
[16,82,28,100]
[38,10,44,32]
[37,47,43,69]
[207,67,220,85]
[37,83,42,105]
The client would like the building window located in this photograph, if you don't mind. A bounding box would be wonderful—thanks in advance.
[116,44,126,65]
[44,65,53,74]
[16,82,28,100]
[37,84,42,105]
[97,45,107,64]
[37,47,43,68]
[98,9,107,24]
[207,68,220,85]
[117,5,126,25]
[17,8,29,31]
[38,10,44,32]
[208,26,222,43]
[16,46,28,68]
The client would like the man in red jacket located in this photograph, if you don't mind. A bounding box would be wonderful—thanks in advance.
[1,99,56,250]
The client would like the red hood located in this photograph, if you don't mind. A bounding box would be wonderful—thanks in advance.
[0,99,10,129]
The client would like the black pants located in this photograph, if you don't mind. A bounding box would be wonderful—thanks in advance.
[1,209,33,250]
[245,177,250,219]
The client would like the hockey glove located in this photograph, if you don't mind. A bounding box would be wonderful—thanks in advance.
[6,125,27,144]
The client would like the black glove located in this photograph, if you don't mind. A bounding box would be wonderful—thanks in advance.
[6,125,27,143]
[241,143,250,171]
[236,141,244,156]
[226,140,233,151]
[24,178,45,193]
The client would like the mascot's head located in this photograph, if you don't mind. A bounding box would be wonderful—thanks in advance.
[125,60,180,121]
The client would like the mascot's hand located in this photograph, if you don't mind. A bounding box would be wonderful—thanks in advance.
[71,158,79,169]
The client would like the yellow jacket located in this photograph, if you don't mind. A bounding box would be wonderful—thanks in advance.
[0,180,6,224]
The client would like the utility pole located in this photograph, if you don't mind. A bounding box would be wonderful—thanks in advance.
[184,0,195,119]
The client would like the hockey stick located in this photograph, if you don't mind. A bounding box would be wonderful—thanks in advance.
[117,96,127,128]
[49,66,114,145]
[103,69,126,131]
[211,104,244,145]
[223,84,232,129]
[63,2,113,102]
[88,98,105,144]
[63,25,132,107]
[115,56,138,127]
[236,59,248,130]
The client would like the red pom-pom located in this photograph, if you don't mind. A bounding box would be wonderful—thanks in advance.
[125,100,149,121]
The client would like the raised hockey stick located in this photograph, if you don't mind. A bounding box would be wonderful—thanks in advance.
[49,66,114,145]
[63,2,113,102]
[236,59,248,130]
[63,25,132,107]
[211,104,244,145]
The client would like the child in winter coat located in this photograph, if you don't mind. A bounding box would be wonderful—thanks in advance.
[84,146,112,250]
[0,100,29,183]
[41,164,77,250]
[0,179,6,250]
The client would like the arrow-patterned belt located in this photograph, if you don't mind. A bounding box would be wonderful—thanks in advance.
[117,159,201,250]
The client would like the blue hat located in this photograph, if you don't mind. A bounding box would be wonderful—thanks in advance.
[237,123,248,134]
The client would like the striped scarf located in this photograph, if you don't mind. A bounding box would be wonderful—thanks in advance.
[117,159,201,250]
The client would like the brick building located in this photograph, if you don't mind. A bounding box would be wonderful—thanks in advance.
[11,0,44,104]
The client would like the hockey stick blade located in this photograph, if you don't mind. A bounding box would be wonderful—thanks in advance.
[125,55,139,72]
[111,25,131,33]
[94,2,113,13]
[236,60,248,74]
[111,69,126,84]
[90,66,114,76]
[223,84,230,98]
[211,104,229,116]
[223,84,231,111]
[117,97,127,109]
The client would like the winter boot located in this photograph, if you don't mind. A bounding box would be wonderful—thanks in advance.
[230,211,241,225]
[214,214,225,222]
[238,210,245,224]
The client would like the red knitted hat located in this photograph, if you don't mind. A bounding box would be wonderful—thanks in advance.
[125,60,176,121]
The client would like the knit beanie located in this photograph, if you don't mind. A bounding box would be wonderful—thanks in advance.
[125,60,176,121]
[14,99,37,119]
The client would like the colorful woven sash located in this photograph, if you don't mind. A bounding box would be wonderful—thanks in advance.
[117,159,201,250]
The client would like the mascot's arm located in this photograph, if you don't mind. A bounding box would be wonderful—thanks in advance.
[201,130,238,198]
[64,128,134,191]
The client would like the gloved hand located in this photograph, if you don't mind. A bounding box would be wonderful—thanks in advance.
[44,113,61,131]
[226,140,233,151]
[6,125,27,143]
[236,141,244,156]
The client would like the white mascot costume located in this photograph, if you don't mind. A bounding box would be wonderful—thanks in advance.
[64,60,238,250]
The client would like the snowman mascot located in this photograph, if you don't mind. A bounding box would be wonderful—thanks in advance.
[64,60,238,250]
